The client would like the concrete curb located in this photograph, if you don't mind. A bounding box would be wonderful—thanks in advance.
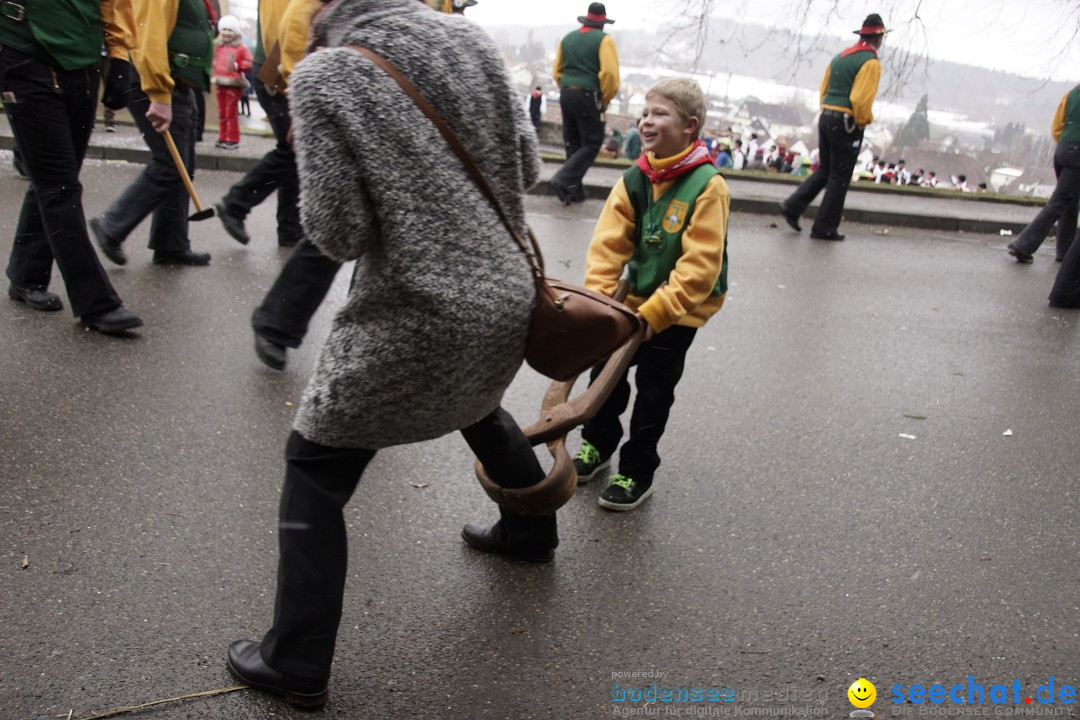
[532,179,1030,235]
[2,133,1030,235]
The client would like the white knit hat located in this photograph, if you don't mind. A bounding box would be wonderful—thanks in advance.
[217,14,243,34]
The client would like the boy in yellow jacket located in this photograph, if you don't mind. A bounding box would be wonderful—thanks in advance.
[574,77,730,511]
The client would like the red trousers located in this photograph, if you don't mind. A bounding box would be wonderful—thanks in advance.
[216,85,244,144]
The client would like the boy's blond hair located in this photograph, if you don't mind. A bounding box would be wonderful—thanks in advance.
[646,78,707,141]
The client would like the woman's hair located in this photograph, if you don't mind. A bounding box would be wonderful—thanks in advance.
[645,78,707,140]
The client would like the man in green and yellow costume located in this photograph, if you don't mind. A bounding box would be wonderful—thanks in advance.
[780,13,886,241]
[0,0,144,333]
[90,0,216,267]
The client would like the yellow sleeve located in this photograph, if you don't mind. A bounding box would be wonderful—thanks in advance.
[552,38,564,87]
[259,0,290,52]
[101,0,135,59]
[637,175,730,333]
[849,58,880,128]
[819,64,830,105]
[598,34,620,108]
[132,0,178,103]
[1052,91,1069,142]
[584,178,637,298]
[280,0,321,86]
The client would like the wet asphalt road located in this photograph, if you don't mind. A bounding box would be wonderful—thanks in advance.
[1,156,1078,720]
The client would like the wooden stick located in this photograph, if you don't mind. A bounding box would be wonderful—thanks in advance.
[72,685,246,720]
[161,129,204,213]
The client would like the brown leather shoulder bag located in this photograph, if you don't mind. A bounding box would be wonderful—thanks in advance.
[345,44,641,381]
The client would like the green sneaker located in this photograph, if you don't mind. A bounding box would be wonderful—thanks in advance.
[598,473,653,511]
[573,440,610,484]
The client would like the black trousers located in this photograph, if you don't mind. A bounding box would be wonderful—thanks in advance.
[96,77,197,256]
[783,111,864,236]
[581,325,697,486]
[220,68,302,246]
[1051,240,1080,306]
[251,236,340,348]
[551,87,605,202]
[1011,142,1080,261]
[1,48,122,318]
[258,406,555,680]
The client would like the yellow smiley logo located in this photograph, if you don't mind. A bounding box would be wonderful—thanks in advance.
[848,678,877,708]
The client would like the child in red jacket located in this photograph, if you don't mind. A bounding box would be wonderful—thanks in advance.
[212,15,253,149]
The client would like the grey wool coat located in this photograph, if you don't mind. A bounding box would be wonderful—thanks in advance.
[288,0,541,449]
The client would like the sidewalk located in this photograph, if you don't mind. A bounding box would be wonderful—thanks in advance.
[0,121,1042,235]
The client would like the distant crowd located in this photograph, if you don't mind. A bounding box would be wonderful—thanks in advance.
[597,125,990,191]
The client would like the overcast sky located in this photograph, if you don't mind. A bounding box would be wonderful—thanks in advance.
[467,0,1080,82]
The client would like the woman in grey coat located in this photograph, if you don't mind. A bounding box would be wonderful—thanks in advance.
[226,0,554,707]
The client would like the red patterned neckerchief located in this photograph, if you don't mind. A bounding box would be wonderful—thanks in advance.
[841,39,878,58]
[635,139,713,185]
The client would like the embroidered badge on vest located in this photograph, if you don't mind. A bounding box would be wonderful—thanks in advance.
[662,199,690,234]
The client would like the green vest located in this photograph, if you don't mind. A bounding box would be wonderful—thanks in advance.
[169,0,214,92]
[0,0,104,71]
[1060,87,1080,144]
[623,163,727,297]
[558,29,604,94]
[821,49,875,111]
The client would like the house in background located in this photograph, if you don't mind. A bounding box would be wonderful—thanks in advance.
[732,101,809,145]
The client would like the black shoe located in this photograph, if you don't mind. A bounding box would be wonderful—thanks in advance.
[1007,244,1034,263]
[215,203,250,245]
[598,473,654,512]
[572,440,610,484]
[8,284,63,312]
[153,249,211,266]
[809,231,845,241]
[254,333,287,370]
[1048,298,1077,309]
[90,216,127,266]
[461,522,554,563]
[82,306,143,334]
[12,150,28,178]
[779,203,802,232]
[226,640,328,709]
[550,180,573,207]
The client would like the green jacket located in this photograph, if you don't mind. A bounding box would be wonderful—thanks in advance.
[169,0,213,92]
[623,163,727,297]
[821,49,875,111]
[0,0,105,71]
[558,29,604,94]
[1058,87,1080,144]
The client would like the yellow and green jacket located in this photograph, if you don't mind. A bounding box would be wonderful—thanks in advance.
[255,0,291,64]
[819,40,881,128]
[553,27,619,109]
[132,0,214,101]
[1051,86,1080,144]
[0,0,133,70]
[278,0,323,87]
[584,145,730,333]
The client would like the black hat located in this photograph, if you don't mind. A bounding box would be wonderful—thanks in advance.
[579,2,614,28]
[853,13,888,35]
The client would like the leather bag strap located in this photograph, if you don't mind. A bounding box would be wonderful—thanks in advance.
[344,44,546,281]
